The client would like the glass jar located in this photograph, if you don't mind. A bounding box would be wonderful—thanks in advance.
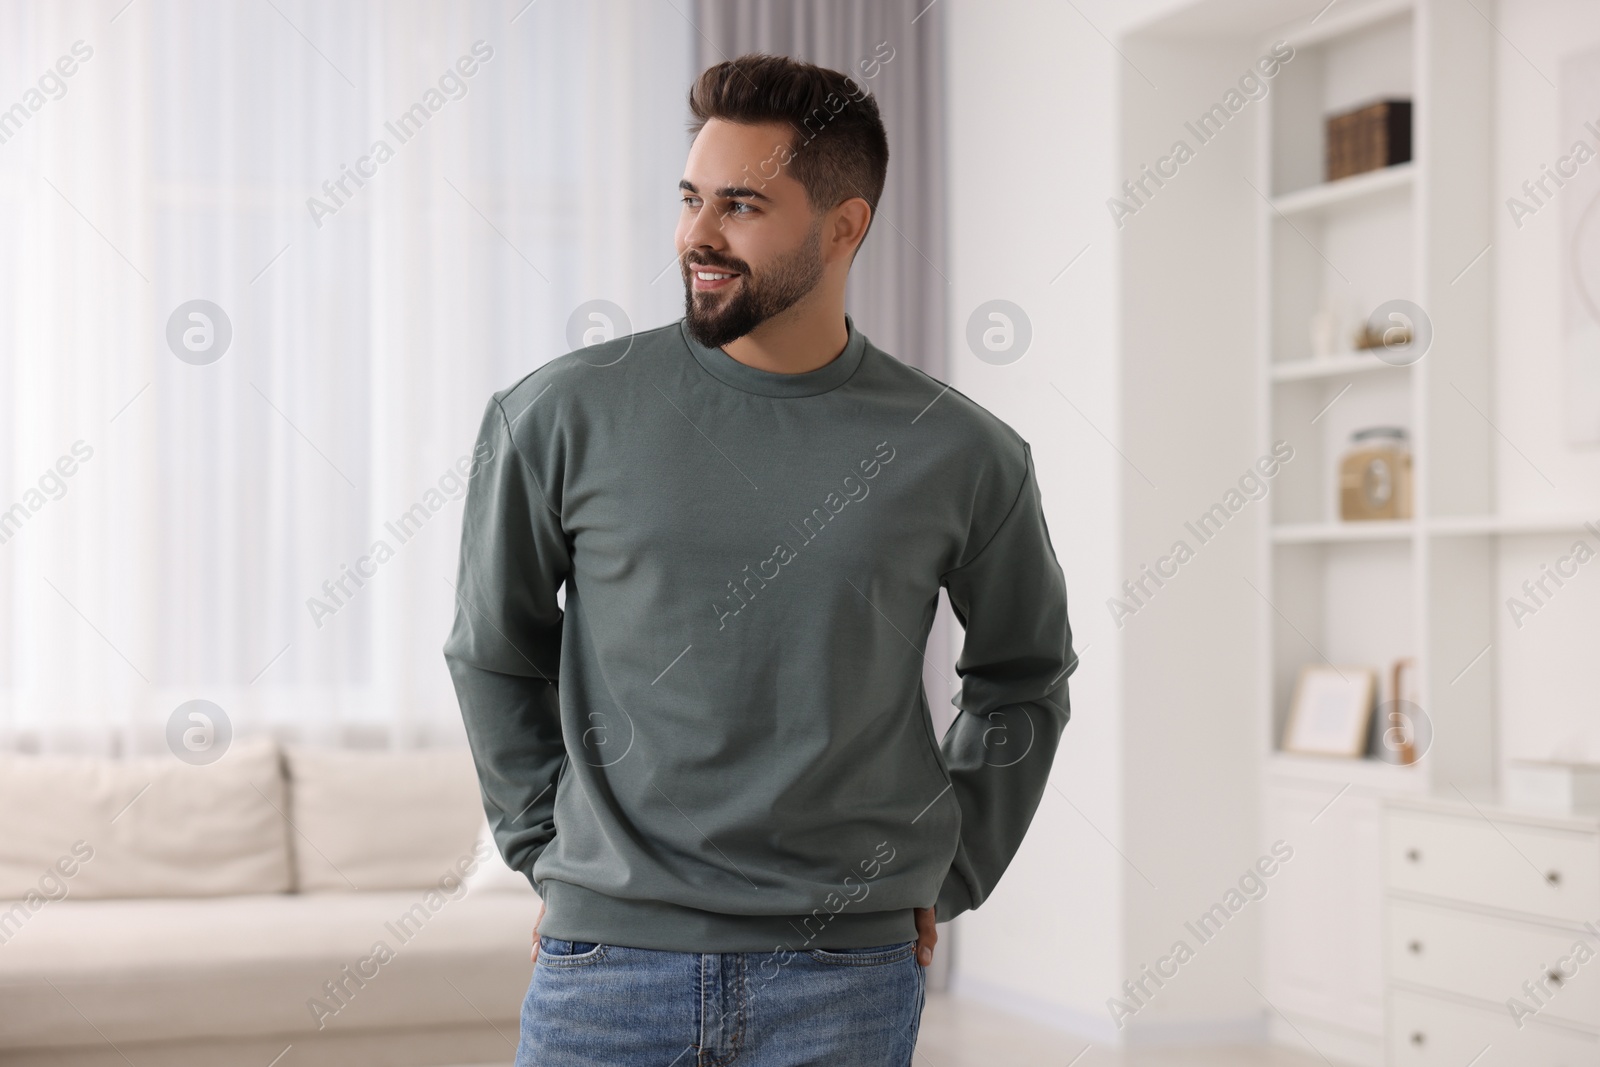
[1338,426,1411,521]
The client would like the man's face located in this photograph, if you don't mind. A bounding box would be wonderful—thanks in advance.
[676,118,827,348]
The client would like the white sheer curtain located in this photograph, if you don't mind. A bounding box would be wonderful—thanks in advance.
[0,0,694,754]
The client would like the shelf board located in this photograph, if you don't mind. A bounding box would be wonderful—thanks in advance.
[1270,162,1414,219]
[1264,750,1430,794]
[1271,352,1411,382]
[1386,791,1600,831]
[1429,514,1599,537]
[1274,516,1597,541]
[1273,520,1414,544]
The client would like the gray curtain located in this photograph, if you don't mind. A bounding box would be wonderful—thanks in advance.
[692,0,957,991]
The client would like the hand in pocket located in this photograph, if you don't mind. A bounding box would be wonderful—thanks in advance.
[914,905,937,967]
[530,895,546,963]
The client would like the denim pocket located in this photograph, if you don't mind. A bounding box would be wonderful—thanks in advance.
[537,936,607,966]
[805,940,917,966]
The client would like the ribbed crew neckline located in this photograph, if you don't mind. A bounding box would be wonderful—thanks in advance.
[679,314,866,398]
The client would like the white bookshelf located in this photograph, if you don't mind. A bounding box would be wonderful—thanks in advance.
[1252,2,1493,1064]
[1255,0,1495,805]
[1115,0,1571,1058]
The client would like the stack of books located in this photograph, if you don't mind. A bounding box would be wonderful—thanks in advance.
[1325,99,1412,181]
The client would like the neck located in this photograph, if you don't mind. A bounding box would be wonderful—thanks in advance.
[718,293,849,375]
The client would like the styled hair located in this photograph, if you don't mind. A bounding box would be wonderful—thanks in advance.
[687,53,889,249]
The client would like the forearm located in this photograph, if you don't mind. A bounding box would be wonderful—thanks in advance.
[936,440,1074,920]
[448,659,566,882]
[444,391,573,887]
[934,693,1069,918]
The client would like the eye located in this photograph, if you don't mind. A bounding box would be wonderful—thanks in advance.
[726,201,755,216]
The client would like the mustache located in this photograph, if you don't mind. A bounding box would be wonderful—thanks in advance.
[685,256,745,273]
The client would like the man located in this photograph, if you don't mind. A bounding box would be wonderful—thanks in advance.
[444,52,1074,1067]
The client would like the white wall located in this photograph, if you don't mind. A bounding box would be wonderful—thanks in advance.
[943,0,1181,1041]
[1114,29,1268,1041]
[1491,0,1600,769]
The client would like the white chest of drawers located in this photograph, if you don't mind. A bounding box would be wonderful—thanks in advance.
[1383,795,1600,1065]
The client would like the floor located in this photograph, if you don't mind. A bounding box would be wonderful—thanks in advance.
[911,993,1327,1066]
[451,992,1331,1067]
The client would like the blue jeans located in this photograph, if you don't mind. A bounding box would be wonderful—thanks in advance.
[516,936,926,1066]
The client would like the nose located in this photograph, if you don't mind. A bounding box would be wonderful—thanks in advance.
[680,200,729,259]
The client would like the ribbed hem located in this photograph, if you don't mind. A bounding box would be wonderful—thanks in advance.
[537,879,919,953]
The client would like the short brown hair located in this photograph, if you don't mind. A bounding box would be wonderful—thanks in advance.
[687,53,889,250]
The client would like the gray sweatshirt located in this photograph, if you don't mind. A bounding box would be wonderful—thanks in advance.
[443,313,1074,953]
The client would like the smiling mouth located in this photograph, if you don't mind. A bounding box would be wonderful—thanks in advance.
[690,266,741,290]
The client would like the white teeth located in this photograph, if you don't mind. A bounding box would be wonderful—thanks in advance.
[696,271,735,280]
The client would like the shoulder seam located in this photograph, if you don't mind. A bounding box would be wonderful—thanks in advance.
[897,362,1025,447]
[490,396,562,521]
[940,440,1033,579]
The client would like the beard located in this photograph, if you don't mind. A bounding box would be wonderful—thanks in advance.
[682,216,826,349]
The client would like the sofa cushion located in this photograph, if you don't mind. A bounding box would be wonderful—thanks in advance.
[0,734,291,899]
[0,889,538,1050]
[284,744,484,892]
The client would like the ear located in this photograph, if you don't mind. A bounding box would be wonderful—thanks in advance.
[829,198,871,260]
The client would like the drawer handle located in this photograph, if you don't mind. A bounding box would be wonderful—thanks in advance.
[1546,869,1562,886]
[1405,848,1421,863]
[1410,1031,1425,1046]
[1407,939,1423,955]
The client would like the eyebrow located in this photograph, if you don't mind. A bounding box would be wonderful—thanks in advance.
[679,179,775,204]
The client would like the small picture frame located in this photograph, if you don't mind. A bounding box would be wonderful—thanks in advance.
[1283,665,1376,757]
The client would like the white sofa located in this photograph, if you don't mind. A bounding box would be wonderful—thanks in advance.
[0,735,539,1067]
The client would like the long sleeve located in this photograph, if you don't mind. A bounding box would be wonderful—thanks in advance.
[933,441,1074,921]
[443,394,571,891]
